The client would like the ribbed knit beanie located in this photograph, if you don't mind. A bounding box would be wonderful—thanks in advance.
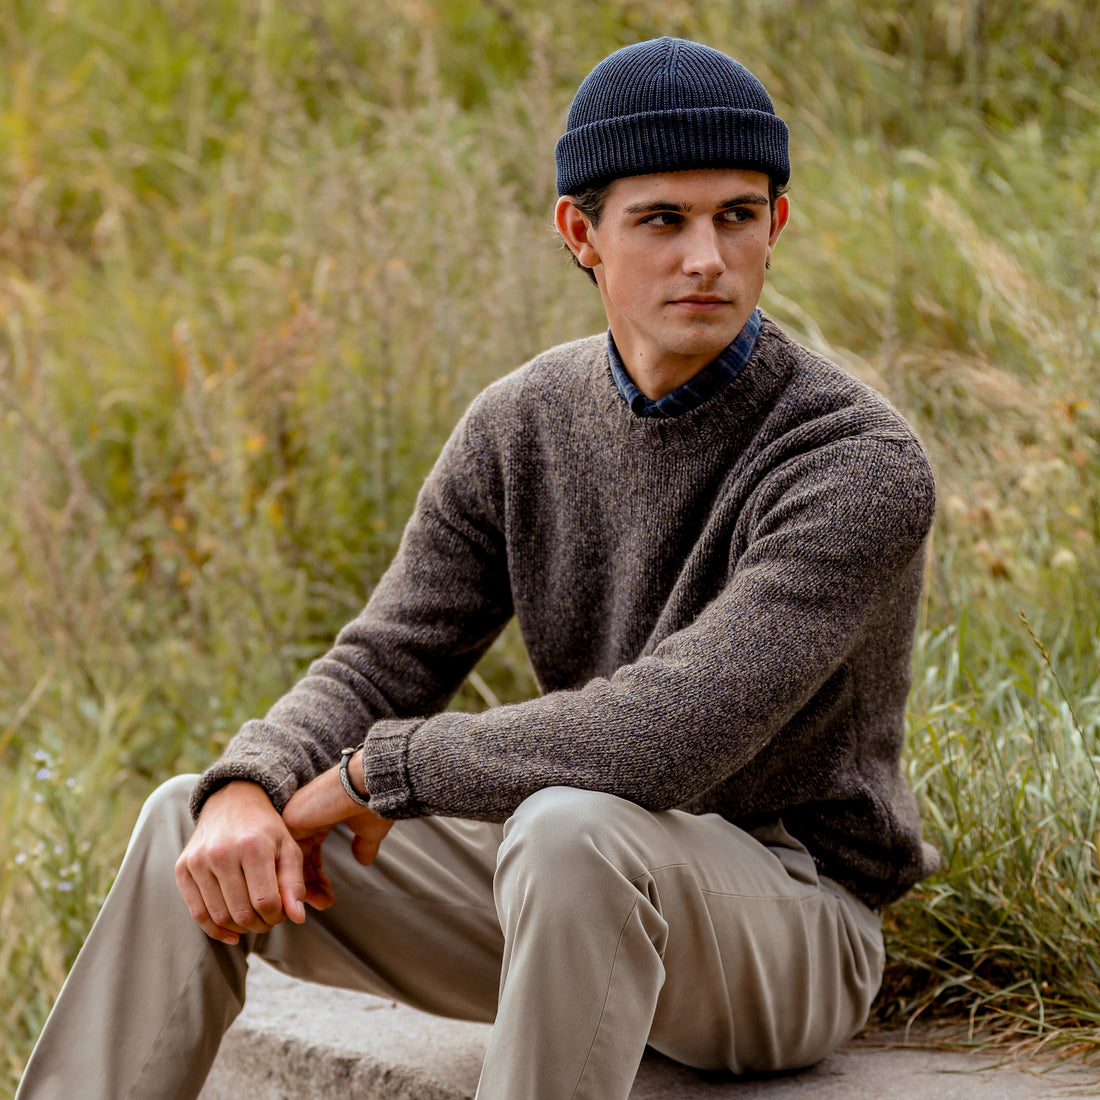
[555,37,789,196]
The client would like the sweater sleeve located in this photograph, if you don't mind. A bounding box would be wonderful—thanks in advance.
[188,398,513,817]
[363,435,935,821]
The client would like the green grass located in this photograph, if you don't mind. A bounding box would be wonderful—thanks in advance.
[3,0,1100,1092]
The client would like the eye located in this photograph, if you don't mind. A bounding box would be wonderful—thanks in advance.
[718,207,755,224]
[640,211,682,227]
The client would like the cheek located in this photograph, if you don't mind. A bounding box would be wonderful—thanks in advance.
[601,265,643,311]
[731,240,770,279]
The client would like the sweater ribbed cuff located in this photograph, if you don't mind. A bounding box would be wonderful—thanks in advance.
[188,756,298,819]
[363,718,423,818]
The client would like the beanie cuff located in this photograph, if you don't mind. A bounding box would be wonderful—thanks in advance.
[555,107,790,195]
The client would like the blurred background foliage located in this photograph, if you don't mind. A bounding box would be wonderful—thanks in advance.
[2,0,1100,1090]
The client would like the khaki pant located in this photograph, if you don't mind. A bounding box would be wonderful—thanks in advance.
[17,775,883,1100]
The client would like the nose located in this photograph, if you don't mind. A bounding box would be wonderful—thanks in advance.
[682,222,725,280]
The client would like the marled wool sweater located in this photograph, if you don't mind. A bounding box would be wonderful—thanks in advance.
[192,316,939,910]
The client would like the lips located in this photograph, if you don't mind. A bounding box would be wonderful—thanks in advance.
[670,296,730,311]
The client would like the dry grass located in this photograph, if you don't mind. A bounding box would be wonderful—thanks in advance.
[3,0,1100,1091]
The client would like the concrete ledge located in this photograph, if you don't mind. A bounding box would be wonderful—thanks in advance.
[200,960,1100,1099]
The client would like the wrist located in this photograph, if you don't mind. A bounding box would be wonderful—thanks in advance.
[203,778,275,814]
[339,745,371,807]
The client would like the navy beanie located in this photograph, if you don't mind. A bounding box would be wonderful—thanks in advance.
[555,37,789,196]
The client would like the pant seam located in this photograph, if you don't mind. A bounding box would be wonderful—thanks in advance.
[567,896,643,1100]
[121,946,242,1100]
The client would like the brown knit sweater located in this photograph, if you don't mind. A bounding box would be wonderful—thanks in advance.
[192,316,939,910]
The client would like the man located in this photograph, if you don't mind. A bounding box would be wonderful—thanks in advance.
[18,36,938,1100]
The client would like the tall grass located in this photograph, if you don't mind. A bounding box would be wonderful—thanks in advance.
[2,0,1100,1092]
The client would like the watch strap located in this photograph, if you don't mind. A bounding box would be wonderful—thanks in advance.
[338,745,372,808]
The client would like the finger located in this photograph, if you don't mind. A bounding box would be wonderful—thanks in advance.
[303,876,335,910]
[196,861,273,937]
[238,833,290,928]
[294,829,330,856]
[174,859,243,945]
[302,846,335,910]
[293,830,334,908]
[181,835,275,936]
[276,836,308,924]
[347,812,393,866]
[351,833,384,866]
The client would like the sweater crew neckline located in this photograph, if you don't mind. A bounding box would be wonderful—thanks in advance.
[591,314,786,452]
[607,308,763,420]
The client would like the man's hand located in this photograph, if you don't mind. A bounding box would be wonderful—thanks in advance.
[176,757,392,946]
[175,780,308,946]
[282,749,394,874]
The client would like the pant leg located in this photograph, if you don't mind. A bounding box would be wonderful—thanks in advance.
[16,775,506,1100]
[16,775,247,1100]
[255,808,505,1022]
[478,786,883,1100]
[20,776,883,1100]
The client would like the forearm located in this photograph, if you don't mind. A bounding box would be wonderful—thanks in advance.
[363,440,935,821]
[190,410,512,820]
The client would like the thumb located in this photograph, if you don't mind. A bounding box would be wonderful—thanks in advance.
[277,839,307,924]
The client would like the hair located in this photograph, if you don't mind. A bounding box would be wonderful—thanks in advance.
[562,176,790,284]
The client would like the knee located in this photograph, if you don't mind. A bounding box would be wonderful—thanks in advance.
[495,789,672,958]
[498,786,658,889]
[504,785,620,849]
[129,773,200,850]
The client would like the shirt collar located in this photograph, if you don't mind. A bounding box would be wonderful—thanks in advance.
[607,309,762,419]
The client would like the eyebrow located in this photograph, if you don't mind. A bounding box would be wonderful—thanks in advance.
[621,193,770,215]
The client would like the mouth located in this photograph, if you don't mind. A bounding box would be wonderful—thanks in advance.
[670,295,730,312]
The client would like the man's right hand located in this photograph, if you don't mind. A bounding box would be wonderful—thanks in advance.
[174,780,311,946]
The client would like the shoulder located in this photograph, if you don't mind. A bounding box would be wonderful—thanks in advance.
[452,334,610,455]
[429,333,608,482]
[754,315,921,447]
[469,334,607,415]
[750,315,936,528]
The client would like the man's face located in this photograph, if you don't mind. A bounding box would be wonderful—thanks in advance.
[559,168,789,397]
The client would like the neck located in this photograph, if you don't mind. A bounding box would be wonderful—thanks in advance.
[614,348,715,400]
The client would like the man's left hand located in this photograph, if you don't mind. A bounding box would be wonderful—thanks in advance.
[282,750,394,904]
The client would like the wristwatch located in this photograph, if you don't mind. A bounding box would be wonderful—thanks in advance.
[339,744,372,808]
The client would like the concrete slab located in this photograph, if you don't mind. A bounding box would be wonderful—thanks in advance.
[200,960,1100,1099]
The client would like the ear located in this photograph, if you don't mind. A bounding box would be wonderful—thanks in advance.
[766,193,790,260]
[555,196,601,269]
